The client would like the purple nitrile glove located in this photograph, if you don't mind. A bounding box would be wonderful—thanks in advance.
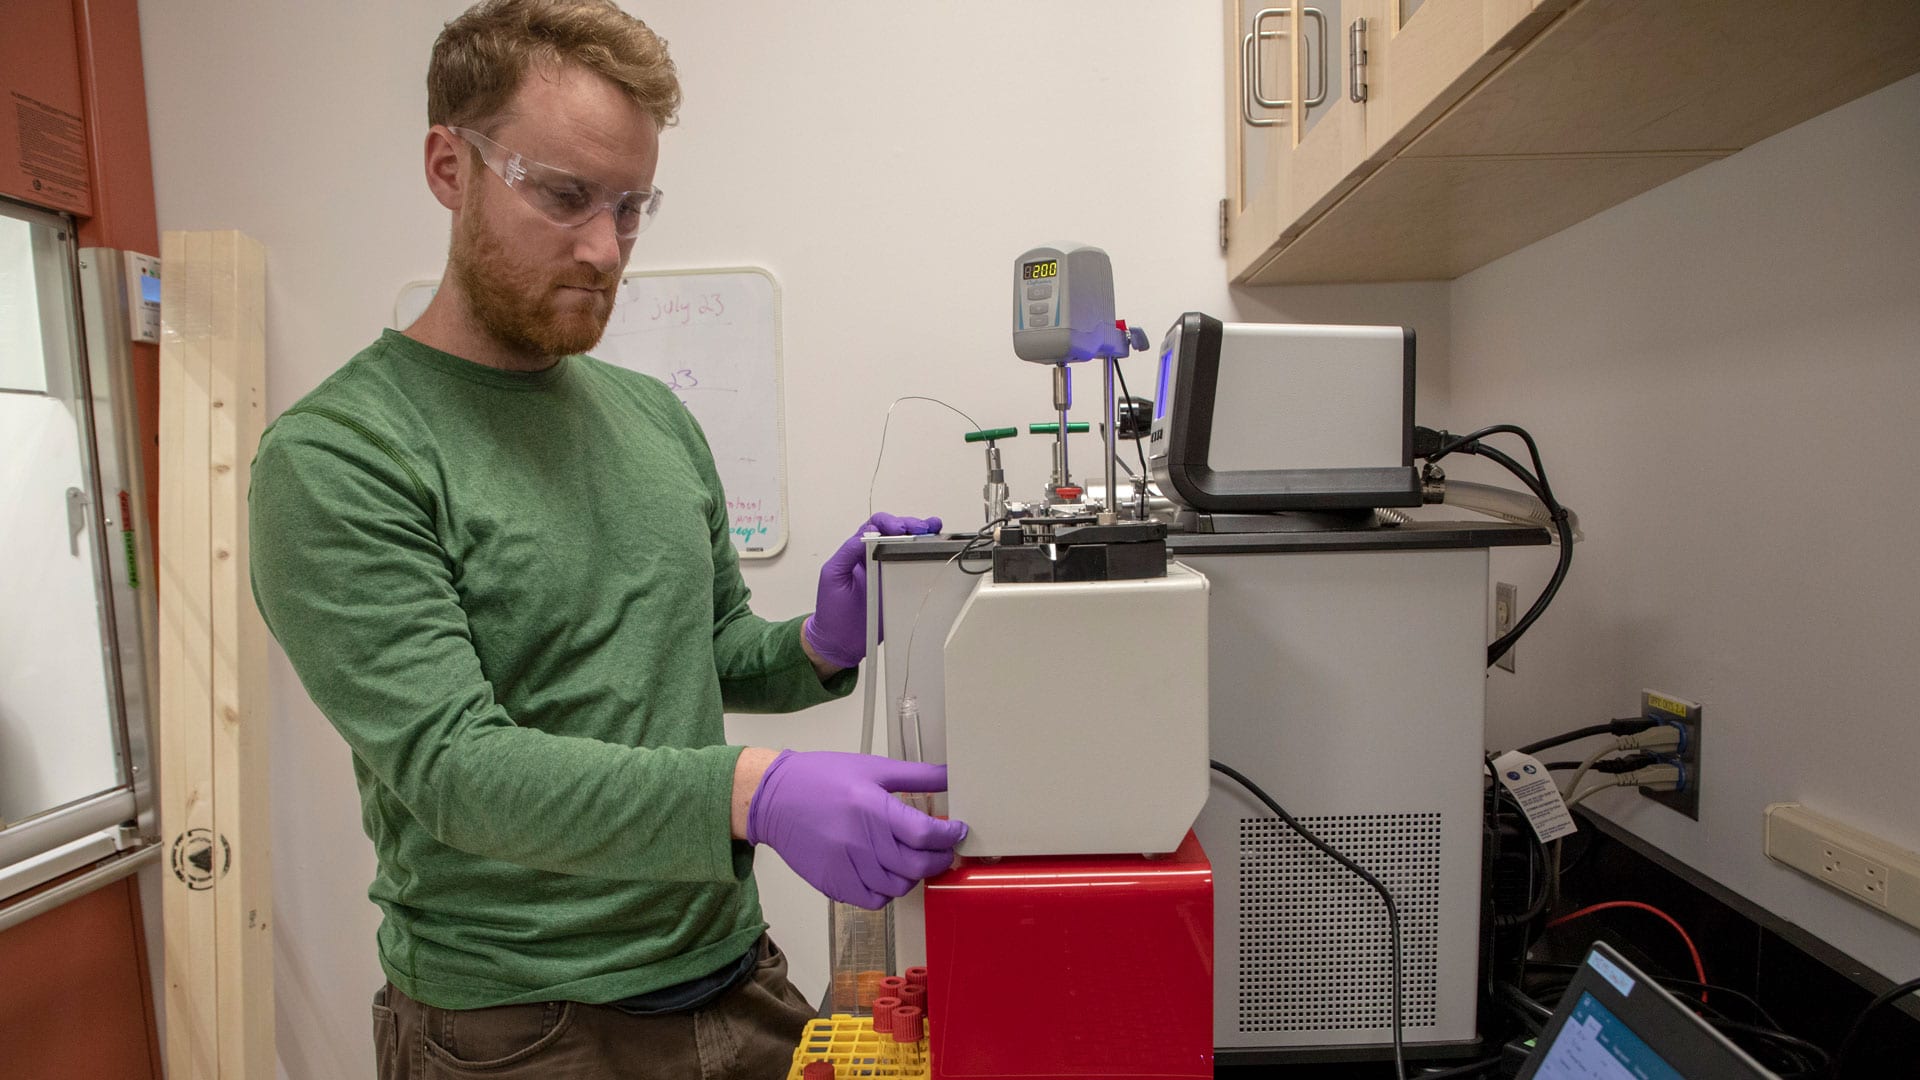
[746,750,968,910]
[803,512,942,670]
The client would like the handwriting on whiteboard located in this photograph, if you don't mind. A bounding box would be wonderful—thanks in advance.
[631,291,729,328]
[728,497,777,551]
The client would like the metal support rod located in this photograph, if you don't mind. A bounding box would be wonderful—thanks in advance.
[1101,358,1119,523]
[1052,365,1072,496]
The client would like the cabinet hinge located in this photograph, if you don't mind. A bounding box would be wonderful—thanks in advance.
[1350,18,1370,104]
[1218,197,1230,252]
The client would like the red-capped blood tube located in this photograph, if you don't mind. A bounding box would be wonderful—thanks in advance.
[803,1062,836,1080]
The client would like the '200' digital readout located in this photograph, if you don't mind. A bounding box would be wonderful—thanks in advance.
[1022,260,1059,281]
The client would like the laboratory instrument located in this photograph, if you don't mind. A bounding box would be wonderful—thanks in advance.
[1148,313,1420,519]
[853,245,1570,1075]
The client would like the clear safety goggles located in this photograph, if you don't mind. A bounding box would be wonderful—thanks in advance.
[449,126,663,238]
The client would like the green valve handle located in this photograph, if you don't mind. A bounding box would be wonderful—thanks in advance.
[964,427,1020,443]
[1028,422,1090,435]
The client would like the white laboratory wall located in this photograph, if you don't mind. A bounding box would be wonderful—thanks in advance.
[1450,72,1920,978]
[138,4,1441,1078]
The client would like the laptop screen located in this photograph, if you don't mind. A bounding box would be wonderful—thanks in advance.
[1517,943,1779,1080]
[1533,991,1686,1080]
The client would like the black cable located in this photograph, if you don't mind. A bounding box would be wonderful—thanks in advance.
[1428,424,1555,504]
[1832,975,1920,1078]
[1543,752,1660,774]
[954,518,1008,576]
[1112,359,1153,489]
[1515,716,1656,756]
[1408,1054,1506,1079]
[1707,1018,1831,1076]
[1498,981,1553,1033]
[1466,443,1572,667]
[1417,424,1572,667]
[1487,782,1551,929]
[1209,759,1406,1080]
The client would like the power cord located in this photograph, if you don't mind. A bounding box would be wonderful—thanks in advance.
[1560,726,1685,801]
[1416,424,1572,667]
[1832,975,1920,1078]
[1209,759,1406,1080]
[1516,716,1657,757]
[1111,358,1153,486]
[1542,752,1661,774]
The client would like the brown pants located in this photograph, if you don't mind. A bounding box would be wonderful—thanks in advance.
[373,936,815,1080]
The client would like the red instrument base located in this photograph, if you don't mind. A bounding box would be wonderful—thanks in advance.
[923,830,1213,1079]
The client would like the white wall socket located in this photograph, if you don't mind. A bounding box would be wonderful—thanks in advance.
[1765,802,1920,930]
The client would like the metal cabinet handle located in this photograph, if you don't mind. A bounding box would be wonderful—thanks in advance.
[1349,17,1370,103]
[1241,6,1289,126]
[1301,7,1329,110]
[67,487,89,556]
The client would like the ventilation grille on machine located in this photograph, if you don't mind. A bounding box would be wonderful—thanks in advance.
[1237,812,1444,1034]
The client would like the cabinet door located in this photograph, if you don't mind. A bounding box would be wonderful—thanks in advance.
[1224,0,1294,280]
[1364,0,1552,158]
[1283,0,1381,238]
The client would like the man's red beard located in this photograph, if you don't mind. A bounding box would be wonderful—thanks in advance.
[451,189,619,361]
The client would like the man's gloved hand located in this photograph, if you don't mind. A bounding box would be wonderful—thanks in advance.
[746,750,968,910]
[804,512,942,670]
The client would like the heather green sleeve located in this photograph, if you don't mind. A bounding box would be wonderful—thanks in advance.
[686,422,856,713]
[249,411,743,882]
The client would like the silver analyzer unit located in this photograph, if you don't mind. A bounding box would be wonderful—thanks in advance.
[1149,313,1420,514]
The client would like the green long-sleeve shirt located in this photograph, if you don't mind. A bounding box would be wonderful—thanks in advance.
[249,330,851,1009]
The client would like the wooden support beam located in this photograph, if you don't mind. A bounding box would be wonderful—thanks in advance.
[158,229,271,1079]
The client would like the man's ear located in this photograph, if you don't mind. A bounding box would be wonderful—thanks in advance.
[424,126,467,212]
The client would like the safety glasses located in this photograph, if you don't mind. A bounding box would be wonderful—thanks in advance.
[449,126,663,238]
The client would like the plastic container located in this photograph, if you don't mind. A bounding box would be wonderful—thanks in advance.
[826,900,894,1014]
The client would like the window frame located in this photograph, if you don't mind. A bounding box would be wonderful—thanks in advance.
[0,194,161,916]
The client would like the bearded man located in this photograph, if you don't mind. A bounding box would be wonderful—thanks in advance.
[248,3,965,1076]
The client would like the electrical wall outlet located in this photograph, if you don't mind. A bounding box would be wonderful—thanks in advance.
[1493,582,1517,673]
[1766,803,1920,931]
[1638,690,1701,819]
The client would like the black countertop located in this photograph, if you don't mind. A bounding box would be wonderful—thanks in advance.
[871,520,1549,562]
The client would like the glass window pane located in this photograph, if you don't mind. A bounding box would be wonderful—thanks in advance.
[0,202,125,828]
[0,217,50,393]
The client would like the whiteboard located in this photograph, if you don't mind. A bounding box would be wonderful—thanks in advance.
[395,267,789,558]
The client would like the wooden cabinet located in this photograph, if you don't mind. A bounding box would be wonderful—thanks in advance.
[1225,0,1920,284]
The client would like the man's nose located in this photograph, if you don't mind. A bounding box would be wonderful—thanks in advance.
[574,208,622,275]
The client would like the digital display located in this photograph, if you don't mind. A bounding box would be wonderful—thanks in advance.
[1534,993,1683,1080]
[1022,259,1059,281]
